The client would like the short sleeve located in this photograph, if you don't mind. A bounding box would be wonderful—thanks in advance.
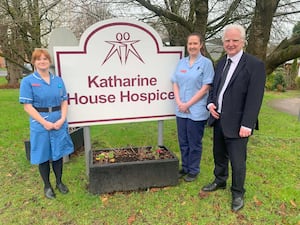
[58,78,68,101]
[19,76,33,104]
[202,59,214,85]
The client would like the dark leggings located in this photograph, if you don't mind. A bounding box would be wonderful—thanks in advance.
[38,158,63,188]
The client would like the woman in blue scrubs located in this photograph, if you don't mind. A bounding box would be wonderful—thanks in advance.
[172,33,214,182]
[19,49,74,199]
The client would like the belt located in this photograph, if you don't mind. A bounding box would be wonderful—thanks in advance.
[34,106,61,112]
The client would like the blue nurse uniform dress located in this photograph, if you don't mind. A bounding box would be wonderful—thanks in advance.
[171,54,214,121]
[171,54,214,175]
[19,72,74,165]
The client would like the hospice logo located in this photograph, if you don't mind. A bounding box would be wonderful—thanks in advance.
[102,32,145,65]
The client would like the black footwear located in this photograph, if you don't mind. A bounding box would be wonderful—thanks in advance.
[232,197,244,212]
[178,169,188,178]
[56,183,69,194]
[201,182,226,192]
[44,187,56,199]
[184,173,197,182]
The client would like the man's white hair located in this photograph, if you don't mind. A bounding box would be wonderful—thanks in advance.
[222,24,246,42]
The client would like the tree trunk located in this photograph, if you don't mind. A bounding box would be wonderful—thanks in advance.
[246,0,280,61]
[6,61,22,87]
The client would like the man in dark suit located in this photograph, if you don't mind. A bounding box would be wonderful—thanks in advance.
[201,24,266,212]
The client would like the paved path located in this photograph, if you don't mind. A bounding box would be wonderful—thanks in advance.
[268,97,300,116]
[0,71,7,76]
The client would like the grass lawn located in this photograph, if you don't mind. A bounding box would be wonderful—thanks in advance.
[0,78,299,224]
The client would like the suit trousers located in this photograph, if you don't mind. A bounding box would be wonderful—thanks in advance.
[176,117,206,175]
[213,119,248,198]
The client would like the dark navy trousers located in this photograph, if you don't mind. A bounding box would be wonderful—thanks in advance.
[213,119,248,198]
[176,117,206,175]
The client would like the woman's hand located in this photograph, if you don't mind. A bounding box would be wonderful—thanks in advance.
[178,102,190,113]
[53,118,64,130]
[43,121,55,130]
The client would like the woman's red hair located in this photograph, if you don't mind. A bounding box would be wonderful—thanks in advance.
[31,49,51,64]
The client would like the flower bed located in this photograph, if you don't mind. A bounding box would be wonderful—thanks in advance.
[88,146,179,194]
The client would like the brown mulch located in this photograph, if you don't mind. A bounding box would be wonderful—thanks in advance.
[92,146,175,165]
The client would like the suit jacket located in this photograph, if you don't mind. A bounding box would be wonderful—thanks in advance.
[207,52,266,138]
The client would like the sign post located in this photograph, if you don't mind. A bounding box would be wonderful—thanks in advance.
[53,18,184,175]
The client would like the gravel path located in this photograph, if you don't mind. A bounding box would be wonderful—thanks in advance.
[268,97,300,116]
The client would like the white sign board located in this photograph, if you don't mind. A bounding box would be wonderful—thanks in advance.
[54,19,184,127]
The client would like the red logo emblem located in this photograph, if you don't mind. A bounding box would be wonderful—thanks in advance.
[102,32,144,65]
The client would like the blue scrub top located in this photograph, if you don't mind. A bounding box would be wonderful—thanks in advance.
[171,54,214,121]
[19,72,74,164]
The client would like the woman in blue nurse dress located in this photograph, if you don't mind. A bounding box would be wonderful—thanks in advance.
[19,49,74,199]
[171,33,214,182]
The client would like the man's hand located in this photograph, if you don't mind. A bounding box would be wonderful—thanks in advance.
[208,104,220,119]
[239,126,252,138]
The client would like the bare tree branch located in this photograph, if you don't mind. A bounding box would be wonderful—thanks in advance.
[266,34,300,74]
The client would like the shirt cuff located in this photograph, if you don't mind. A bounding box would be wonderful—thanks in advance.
[241,126,252,132]
[207,103,214,111]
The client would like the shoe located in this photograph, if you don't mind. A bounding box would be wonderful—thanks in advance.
[44,187,56,199]
[232,197,244,212]
[178,169,188,178]
[201,182,226,192]
[184,173,197,182]
[56,183,69,194]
